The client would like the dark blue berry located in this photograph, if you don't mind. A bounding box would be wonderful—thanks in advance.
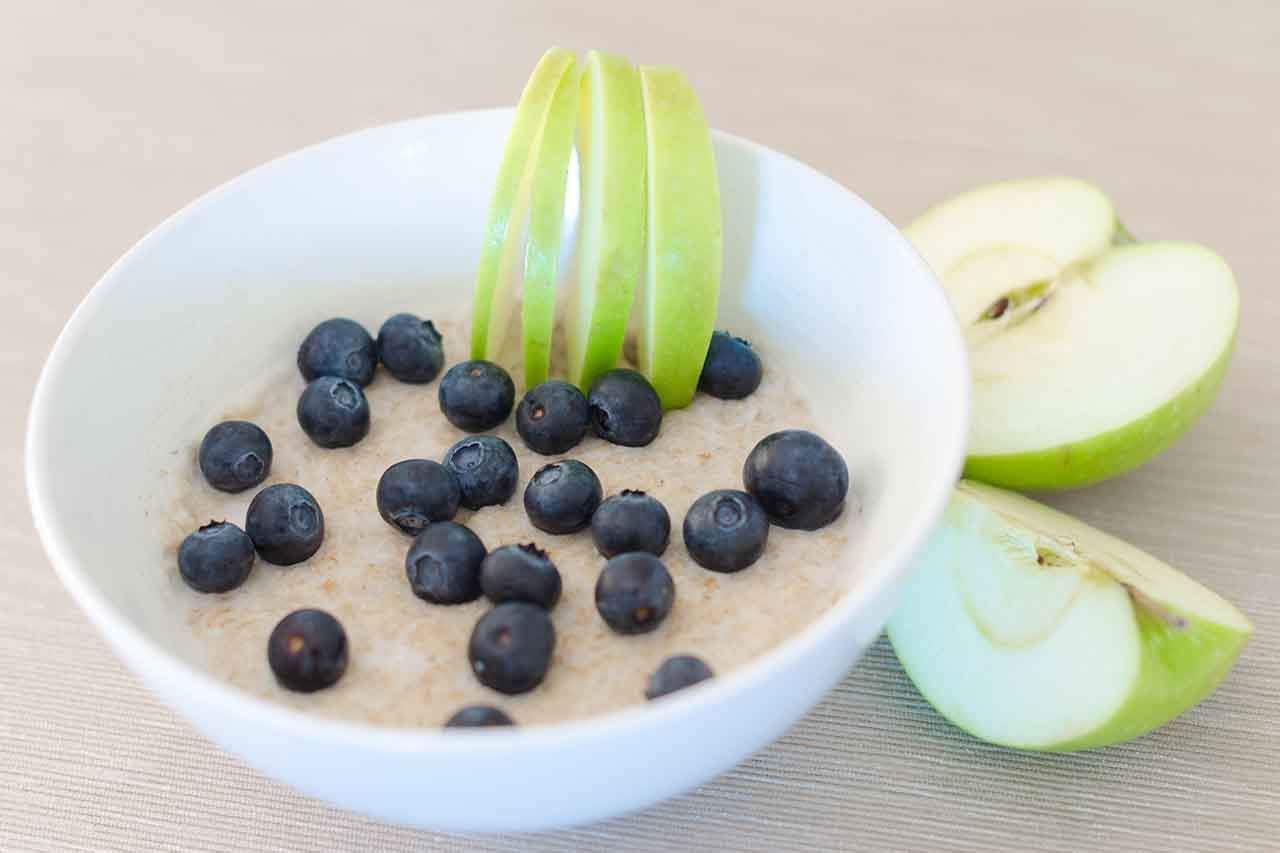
[595,552,675,635]
[297,376,370,448]
[523,460,602,534]
[444,705,514,728]
[699,331,763,399]
[377,313,444,384]
[438,360,515,432]
[587,369,662,447]
[516,380,590,455]
[376,459,461,535]
[682,489,769,573]
[645,655,714,700]
[404,521,486,604]
[198,421,272,493]
[743,430,849,530]
[177,521,255,593]
[267,609,348,692]
[297,318,377,386]
[468,602,556,695]
[480,544,561,609]
[443,435,519,510]
[591,490,670,558]
[245,483,324,565]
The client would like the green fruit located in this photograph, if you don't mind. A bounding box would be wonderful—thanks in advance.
[906,179,1238,489]
[637,66,722,410]
[888,480,1251,751]
[471,48,576,370]
[565,50,646,391]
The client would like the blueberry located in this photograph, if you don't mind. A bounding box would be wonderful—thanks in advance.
[645,655,714,700]
[443,435,519,510]
[376,459,461,535]
[682,489,769,573]
[377,313,444,384]
[198,421,272,493]
[468,602,556,695]
[699,331,763,399]
[587,369,662,447]
[591,490,670,558]
[297,376,370,449]
[743,430,849,530]
[438,360,515,432]
[267,608,348,693]
[595,552,675,635]
[177,521,255,593]
[516,380,590,455]
[245,483,324,565]
[480,543,561,609]
[523,460,602,534]
[404,521,486,604]
[444,705,514,728]
[297,318,377,386]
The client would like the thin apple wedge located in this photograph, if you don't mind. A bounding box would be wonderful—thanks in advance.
[906,179,1238,490]
[517,60,582,388]
[471,48,575,366]
[888,480,1251,752]
[637,66,722,410]
[565,50,646,391]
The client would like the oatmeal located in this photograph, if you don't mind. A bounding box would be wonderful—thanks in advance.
[160,307,854,727]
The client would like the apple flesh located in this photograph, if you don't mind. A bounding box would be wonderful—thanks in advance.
[637,66,722,410]
[888,480,1251,751]
[906,179,1238,490]
[471,48,576,371]
[565,50,646,392]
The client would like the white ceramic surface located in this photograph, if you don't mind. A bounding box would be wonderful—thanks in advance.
[26,109,969,832]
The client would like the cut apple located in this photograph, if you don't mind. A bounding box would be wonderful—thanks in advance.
[565,50,646,391]
[471,48,576,370]
[888,480,1251,751]
[906,179,1238,490]
[637,66,722,409]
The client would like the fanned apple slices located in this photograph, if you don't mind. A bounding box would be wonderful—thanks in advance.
[471,50,721,407]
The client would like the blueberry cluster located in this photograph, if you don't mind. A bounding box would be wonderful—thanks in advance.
[176,319,849,720]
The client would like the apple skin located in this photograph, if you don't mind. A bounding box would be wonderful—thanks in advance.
[566,50,646,392]
[888,481,1252,752]
[471,48,576,366]
[637,66,722,410]
[963,331,1235,491]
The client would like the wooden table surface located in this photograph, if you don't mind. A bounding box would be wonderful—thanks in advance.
[4,2,1278,849]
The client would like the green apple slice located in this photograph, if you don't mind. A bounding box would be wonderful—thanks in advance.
[470,48,576,375]
[888,480,1251,751]
[906,179,1238,490]
[565,50,646,391]
[517,59,582,387]
[637,66,722,409]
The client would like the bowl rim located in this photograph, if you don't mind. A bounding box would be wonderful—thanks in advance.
[25,107,969,752]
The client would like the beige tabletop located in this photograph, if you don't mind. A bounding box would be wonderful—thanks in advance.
[5,1,1279,850]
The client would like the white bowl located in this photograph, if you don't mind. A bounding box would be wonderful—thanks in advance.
[27,109,968,832]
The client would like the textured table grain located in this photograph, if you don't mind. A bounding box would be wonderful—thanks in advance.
[5,1,1279,850]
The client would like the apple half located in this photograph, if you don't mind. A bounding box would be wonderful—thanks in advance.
[565,50,646,391]
[637,66,722,409]
[888,480,1251,751]
[905,178,1238,490]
